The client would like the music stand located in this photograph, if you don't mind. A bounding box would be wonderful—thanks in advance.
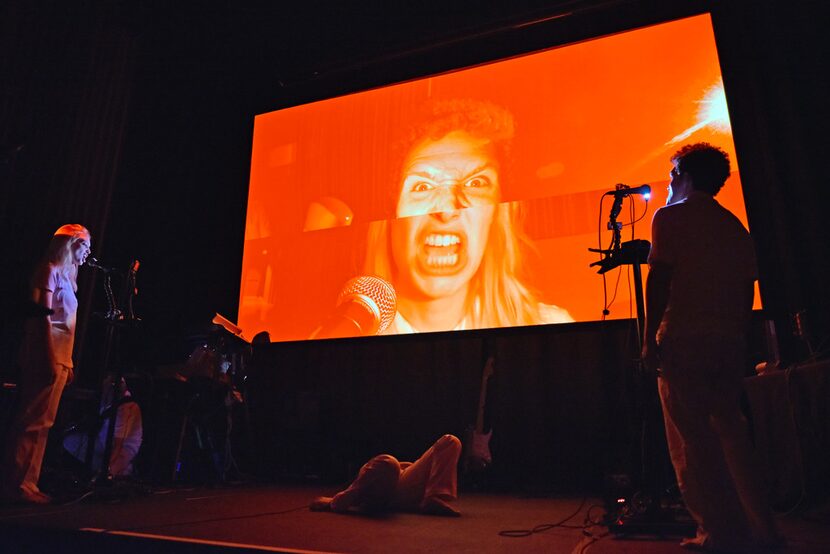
[167,314,251,484]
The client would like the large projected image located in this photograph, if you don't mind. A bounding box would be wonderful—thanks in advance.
[239,14,753,342]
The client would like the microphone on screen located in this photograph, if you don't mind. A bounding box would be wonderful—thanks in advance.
[606,184,651,198]
[311,275,397,339]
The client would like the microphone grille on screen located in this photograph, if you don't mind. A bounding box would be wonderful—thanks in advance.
[337,275,397,335]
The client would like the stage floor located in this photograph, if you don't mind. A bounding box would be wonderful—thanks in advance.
[1,483,828,553]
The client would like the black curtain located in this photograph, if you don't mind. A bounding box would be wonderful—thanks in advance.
[711,0,826,361]
[0,1,137,384]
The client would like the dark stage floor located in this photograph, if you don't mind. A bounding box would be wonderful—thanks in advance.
[1,483,828,553]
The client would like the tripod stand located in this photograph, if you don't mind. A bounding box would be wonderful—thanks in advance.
[589,195,694,536]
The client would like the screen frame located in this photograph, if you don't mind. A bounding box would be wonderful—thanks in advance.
[239,7,758,344]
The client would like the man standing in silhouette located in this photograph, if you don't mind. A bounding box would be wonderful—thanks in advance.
[642,143,781,550]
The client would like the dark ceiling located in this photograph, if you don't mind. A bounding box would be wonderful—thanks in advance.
[123,0,705,111]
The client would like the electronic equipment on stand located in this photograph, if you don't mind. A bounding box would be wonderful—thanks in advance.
[86,257,141,488]
[589,185,695,537]
[589,186,650,345]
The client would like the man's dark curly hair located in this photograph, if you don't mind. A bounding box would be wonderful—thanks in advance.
[671,142,731,196]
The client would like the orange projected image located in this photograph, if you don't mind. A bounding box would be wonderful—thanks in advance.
[239,14,755,342]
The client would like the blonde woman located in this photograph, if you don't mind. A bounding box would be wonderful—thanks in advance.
[3,224,92,504]
[364,99,571,333]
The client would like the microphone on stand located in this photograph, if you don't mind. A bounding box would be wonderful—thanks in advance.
[606,184,651,198]
[86,257,116,273]
[311,275,397,339]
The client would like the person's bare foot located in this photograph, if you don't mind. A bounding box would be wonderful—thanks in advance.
[10,491,51,505]
[30,491,52,505]
[2,487,52,505]
[309,496,333,512]
[420,496,461,517]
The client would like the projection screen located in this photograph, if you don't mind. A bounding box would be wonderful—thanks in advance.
[238,13,755,342]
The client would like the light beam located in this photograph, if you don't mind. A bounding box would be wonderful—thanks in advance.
[665,78,731,145]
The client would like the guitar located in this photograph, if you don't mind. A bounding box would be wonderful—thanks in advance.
[462,354,494,475]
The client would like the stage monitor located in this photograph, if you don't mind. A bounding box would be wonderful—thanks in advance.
[238,13,755,342]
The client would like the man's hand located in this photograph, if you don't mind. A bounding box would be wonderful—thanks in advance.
[641,340,660,374]
[643,260,672,376]
[65,365,75,385]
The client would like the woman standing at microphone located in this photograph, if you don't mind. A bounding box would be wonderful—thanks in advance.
[2,224,92,504]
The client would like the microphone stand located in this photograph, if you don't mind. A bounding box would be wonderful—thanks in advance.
[588,194,649,345]
[85,259,142,498]
[589,198,692,536]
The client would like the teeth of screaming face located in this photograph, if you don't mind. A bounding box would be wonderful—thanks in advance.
[424,234,460,267]
[426,253,459,267]
[424,234,461,247]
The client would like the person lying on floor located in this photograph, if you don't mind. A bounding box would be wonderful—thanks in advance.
[310,434,462,517]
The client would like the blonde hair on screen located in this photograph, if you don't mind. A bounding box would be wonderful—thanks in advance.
[363,99,549,329]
